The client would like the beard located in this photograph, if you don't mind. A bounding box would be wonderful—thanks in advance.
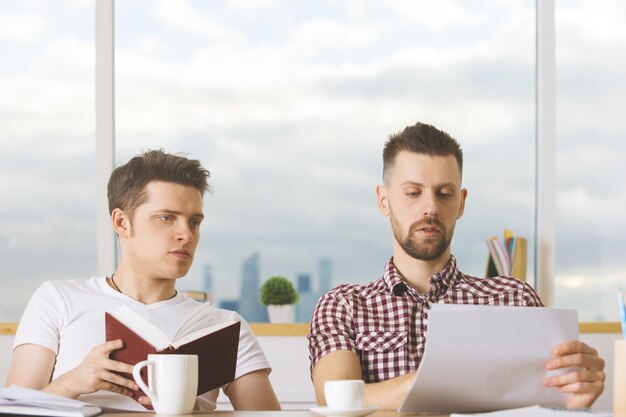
[391,215,454,261]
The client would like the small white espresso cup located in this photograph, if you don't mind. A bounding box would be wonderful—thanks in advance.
[133,354,198,415]
[324,379,365,410]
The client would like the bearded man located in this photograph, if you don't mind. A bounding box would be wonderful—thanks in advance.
[307,122,605,410]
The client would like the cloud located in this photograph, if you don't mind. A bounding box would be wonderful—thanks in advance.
[152,0,245,43]
[0,11,47,43]
[1,0,625,322]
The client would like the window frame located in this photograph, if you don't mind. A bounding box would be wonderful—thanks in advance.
[94,0,557,301]
[91,0,615,324]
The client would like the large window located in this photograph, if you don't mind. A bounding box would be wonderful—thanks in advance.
[115,1,535,321]
[0,2,95,321]
[3,1,621,324]
[554,0,626,321]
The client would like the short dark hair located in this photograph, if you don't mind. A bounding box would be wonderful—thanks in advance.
[383,122,463,183]
[107,149,211,221]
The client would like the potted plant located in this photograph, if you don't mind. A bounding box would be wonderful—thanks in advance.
[259,276,300,323]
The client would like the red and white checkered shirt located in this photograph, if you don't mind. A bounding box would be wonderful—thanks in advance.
[307,255,543,382]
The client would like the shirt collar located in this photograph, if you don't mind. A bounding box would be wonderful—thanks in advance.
[383,255,462,296]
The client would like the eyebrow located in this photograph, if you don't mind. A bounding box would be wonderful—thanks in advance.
[399,181,459,188]
[153,209,205,219]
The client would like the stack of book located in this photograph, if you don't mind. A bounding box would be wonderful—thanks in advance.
[485,229,527,281]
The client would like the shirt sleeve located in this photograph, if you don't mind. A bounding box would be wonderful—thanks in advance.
[306,289,357,375]
[227,311,271,380]
[521,281,545,307]
[13,281,65,354]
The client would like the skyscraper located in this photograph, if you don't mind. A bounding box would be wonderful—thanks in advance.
[297,273,311,293]
[296,272,318,322]
[202,263,214,303]
[238,252,269,322]
[319,257,332,293]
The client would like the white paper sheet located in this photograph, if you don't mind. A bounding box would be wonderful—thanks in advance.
[398,305,578,413]
[0,386,102,416]
[451,405,612,417]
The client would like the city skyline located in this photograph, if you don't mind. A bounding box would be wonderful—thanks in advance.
[203,253,333,323]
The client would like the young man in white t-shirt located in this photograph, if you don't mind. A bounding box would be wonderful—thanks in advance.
[6,150,281,411]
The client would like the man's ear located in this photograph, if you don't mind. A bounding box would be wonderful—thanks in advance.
[111,208,130,237]
[457,188,468,219]
[376,185,390,216]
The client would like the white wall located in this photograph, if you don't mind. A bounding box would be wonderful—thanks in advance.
[0,333,619,409]
[0,334,316,410]
[0,335,13,385]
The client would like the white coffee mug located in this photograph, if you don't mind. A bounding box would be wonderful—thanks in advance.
[132,354,198,415]
[324,379,365,410]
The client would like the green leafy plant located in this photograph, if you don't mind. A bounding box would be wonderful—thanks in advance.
[259,276,300,306]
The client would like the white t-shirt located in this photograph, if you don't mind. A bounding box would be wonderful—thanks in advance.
[13,277,271,411]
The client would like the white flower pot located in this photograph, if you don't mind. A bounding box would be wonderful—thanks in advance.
[267,304,294,323]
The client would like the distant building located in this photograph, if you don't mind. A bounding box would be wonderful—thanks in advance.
[219,299,240,312]
[296,272,318,322]
[319,258,332,293]
[297,273,311,293]
[202,264,214,303]
[238,252,269,322]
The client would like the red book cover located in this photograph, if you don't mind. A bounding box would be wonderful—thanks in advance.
[105,311,240,405]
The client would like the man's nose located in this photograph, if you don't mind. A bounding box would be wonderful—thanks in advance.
[423,192,440,216]
[176,221,193,242]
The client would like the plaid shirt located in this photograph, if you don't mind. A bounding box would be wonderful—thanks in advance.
[307,255,543,383]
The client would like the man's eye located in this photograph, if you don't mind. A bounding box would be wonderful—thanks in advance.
[159,215,173,222]
[407,192,421,197]
[190,220,202,228]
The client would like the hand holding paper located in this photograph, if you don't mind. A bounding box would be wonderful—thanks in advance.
[399,305,580,413]
[544,340,605,408]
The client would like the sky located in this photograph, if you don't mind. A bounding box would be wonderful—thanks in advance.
[0,0,624,322]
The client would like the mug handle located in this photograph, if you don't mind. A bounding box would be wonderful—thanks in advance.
[132,360,157,404]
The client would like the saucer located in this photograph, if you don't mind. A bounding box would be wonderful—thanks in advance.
[310,406,378,417]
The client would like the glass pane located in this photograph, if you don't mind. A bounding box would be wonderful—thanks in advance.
[0,2,96,321]
[555,0,626,321]
[115,0,535,321]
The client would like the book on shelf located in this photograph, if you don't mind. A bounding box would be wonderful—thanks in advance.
[180,290,208,302]
[105,302,241,405]
[0,385,101,417]
[485,230,527,281]
[509,237,527,281]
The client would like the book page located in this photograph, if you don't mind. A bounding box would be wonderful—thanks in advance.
[172,319,237,349]
[172,301,221,341]
[0,386,102,417]
[108,305,170,348]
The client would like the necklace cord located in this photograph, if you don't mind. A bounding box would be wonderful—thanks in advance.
[109,273,178,300]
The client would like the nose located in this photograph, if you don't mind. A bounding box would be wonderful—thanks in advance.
[176,221,193,243]
[423,191,440,217]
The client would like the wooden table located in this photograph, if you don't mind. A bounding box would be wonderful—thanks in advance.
[101,411,446,417]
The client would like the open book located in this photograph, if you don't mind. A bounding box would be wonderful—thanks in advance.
[105,302,240,405]
[0,386,101,417]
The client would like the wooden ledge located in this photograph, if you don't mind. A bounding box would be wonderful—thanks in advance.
[0,322,621,336]
[578,322,622,334]
[0,323,17,335]
[250,323,309,336]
